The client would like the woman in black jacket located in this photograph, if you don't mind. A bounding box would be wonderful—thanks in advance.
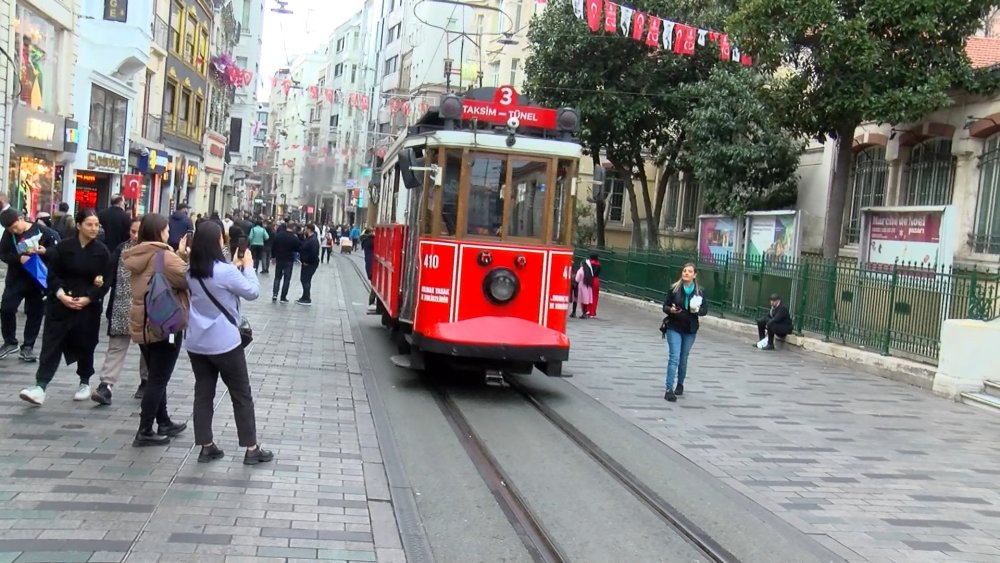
[662,262,708,402]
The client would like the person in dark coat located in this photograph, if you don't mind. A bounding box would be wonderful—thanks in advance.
[360,228,377,309]
[167,203,193,250]
[269,224,301,303]
[296,223,320,305]
[98,194,133,252]
[757,293,793,350]
[18,209,113,406]
[0,209,59,362]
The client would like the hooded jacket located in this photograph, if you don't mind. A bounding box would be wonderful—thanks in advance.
[167,210,193,249]
[123,241,190,344]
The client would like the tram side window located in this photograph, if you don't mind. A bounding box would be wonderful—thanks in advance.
[441,150,462,235]
[552,159,573,244]
[508,159,550,239]
[466,155,507,237]
[421,149,437,235]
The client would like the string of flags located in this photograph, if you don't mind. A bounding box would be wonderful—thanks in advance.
[269,76,434,115]
[573,0,752,66]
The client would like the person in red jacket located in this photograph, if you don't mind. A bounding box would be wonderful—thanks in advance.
[588,254,601,318]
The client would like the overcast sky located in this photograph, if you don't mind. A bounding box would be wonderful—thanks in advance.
[258,0,366,99]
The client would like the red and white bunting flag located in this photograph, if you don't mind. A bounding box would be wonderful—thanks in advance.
[674,24,696,56]
[731,46,742,64]
[390,99,401,114]
[282,80,291,95]
[697,29,709,46]
[361,95,370,110]
[603,2,616,33]
[719,34,731,61]
[662,20,675,50]
[586,0,603,32]
[632,11,646,41]
[572,0,584,19]
[325,88,334,103]
[645,16,661,48]
[619,5,633,36]
[740,54,752,66]
[308,85,318,99]
[420,102,429,114]
[270,76,278,88]
[402,102,411,117]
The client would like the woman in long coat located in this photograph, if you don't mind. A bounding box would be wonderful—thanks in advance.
[19,210,112,405]
[574,258,595,319]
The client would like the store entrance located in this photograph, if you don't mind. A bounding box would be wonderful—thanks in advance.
[76,171,111,211]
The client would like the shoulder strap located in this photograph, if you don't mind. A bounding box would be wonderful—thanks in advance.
[196,277,239,328]
[156,250,165,273]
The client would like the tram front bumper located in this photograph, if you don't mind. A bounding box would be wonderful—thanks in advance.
[413,316,570,362]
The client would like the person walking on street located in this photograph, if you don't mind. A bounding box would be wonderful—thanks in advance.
[350,224,361,253]
[573,257,596,319]
[247,221,268,273]
[123,214,190,446]
[661,262,708,402]
[270,223,300,303]
[261,220,274,274]
[588,253,602,318]
[91,218,148,405]
[98,194,133,252]
[757,293,793,350]
[186,221,273,465]
[0,210,59,363]
[321,229,334,263]
[19,210,113,405]
[167,203,193,250]
[52,202,76,241]
[296,223,320,306]
[360,228,377,311]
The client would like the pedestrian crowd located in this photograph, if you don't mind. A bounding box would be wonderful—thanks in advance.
[0,194,311,465]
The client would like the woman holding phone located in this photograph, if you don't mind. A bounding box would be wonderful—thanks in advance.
[661,262,708,402]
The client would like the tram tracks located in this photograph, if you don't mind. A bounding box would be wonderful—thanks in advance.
[340,254,739,563]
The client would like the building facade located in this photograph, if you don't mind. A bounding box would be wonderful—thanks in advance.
[225,0,264,214]
[198,0,239,216]
[7,0,78,218]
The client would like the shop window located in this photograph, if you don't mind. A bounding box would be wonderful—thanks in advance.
[10,157,56,218]
[904,138,956,206]
[467,154,507,238]
[973,135,1000,254]
[192,95,204,139]
[14,4,61,113]
[184,11,197,63]
[178,88,191,136]
[844,146,888,245]
[170,0,184,53]
[164,80,177,130]
[88,85,128,155]
[198,25,209,74]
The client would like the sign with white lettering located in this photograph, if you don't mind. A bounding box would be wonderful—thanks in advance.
[860,206,956,275]
[87,152,127,174]
[461,86,558,129]
[12,106,65,151]
[104,0,127,22]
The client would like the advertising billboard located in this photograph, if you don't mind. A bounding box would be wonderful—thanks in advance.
[745,210,800,263]
[697,215,741,261]
[860,206,956,274]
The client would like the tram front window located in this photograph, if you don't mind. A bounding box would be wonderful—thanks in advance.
[508,159,550,238]
[466,155,507,237]
[441,150,461,235]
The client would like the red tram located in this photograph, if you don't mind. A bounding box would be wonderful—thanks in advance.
[369,86,582,377]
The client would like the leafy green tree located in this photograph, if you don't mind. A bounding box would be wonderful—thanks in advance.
[730,0,998,258]
[524,0,722,249]
[681,67,803,215]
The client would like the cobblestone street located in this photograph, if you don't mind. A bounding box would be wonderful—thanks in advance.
[0,263,402,563]
[563,293,1000,563]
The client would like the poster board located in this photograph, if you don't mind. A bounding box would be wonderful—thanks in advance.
[697,215,742,262]
[744,210,801,263]
[859,206,956,275]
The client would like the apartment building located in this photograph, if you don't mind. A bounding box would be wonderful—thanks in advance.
[198,0,239,215]
[6,0,78,218]
[226,0,264,212]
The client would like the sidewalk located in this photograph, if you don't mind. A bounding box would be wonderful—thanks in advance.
[565,294,1000,563]
[0,263,404,563]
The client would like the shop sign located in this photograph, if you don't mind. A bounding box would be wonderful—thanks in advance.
[64,119,79,154]
[87,152,127,174]
[209,143,225,158]
[461,86,558,129]
[103,0,127,22]
[860,206,957,276]
[12,106,65,152]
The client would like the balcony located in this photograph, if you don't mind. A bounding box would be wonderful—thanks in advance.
[143,115,162,143]
[152,16,169,51]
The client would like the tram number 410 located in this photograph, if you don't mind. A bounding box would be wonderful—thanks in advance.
[423,254,440,269]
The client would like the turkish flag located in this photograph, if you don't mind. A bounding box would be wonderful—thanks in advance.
[603,2,616,33]
[362,95,370,110]
[674,24,696,56]
[123,174,142,200]
[586,0,602,32]
[645,16,661,48]
[308,85,319,99]
[325,88,334,103]
[632,11,646,41]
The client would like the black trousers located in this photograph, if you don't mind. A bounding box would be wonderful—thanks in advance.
[36,302,101,387]
[138,335,183,432]
[261,246,271,272]
[189,347,257,447]
[757,319,790,346]
[322,247,332,262]
[1,280,44,348]
[250,245,264,272]
[272,260,294,299]
[300,263,318,301]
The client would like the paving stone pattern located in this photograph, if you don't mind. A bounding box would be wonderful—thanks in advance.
[0,263,404,562]
[566,294,1000,563]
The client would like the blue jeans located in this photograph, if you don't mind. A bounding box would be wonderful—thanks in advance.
[664,328,697,390]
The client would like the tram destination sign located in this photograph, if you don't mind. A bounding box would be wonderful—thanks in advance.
[461,86,558,130]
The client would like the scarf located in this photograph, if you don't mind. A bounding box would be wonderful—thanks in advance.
[682,282,695,309]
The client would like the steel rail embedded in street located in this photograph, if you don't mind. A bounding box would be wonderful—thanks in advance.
[341,253,741,563]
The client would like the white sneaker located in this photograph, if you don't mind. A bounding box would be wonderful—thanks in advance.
[73,384,91,401]
[19,386,45,406]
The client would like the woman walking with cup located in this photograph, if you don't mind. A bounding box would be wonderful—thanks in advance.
[662,262,708,402]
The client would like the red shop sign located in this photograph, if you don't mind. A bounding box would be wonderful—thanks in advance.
[460,86,558,130]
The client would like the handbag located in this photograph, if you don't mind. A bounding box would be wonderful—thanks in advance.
[196,278,253,348]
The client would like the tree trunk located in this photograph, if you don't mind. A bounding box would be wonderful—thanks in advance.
[637,166,659,249]
[651,135,683,234]
[616,165,644,250]
[821,123,858,259]
[592,150,607,248]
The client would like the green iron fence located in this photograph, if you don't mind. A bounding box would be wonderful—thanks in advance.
[574,247,1000,363]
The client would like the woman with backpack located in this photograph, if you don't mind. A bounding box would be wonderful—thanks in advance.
[18,209,113,406]
[123,214,190,447]
[185,221,273,466]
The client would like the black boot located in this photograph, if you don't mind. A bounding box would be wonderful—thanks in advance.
[198,444,225,463]
[133,429,170,447]
[243,446,275,466]
[664,388,677,402]
[675,383,684,396]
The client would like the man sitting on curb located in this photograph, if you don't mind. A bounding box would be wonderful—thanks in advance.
[757,293,793,350]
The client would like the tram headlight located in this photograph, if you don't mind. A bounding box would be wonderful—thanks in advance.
[483,268,520,304]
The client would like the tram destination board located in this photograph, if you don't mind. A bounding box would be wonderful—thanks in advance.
[461,86,558,130]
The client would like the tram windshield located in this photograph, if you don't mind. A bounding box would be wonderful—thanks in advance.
[421,148,576,245]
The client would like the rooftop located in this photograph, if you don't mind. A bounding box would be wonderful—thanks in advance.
[965,35,1000,69]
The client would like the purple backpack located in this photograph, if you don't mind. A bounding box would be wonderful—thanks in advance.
[143,251,185,340]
